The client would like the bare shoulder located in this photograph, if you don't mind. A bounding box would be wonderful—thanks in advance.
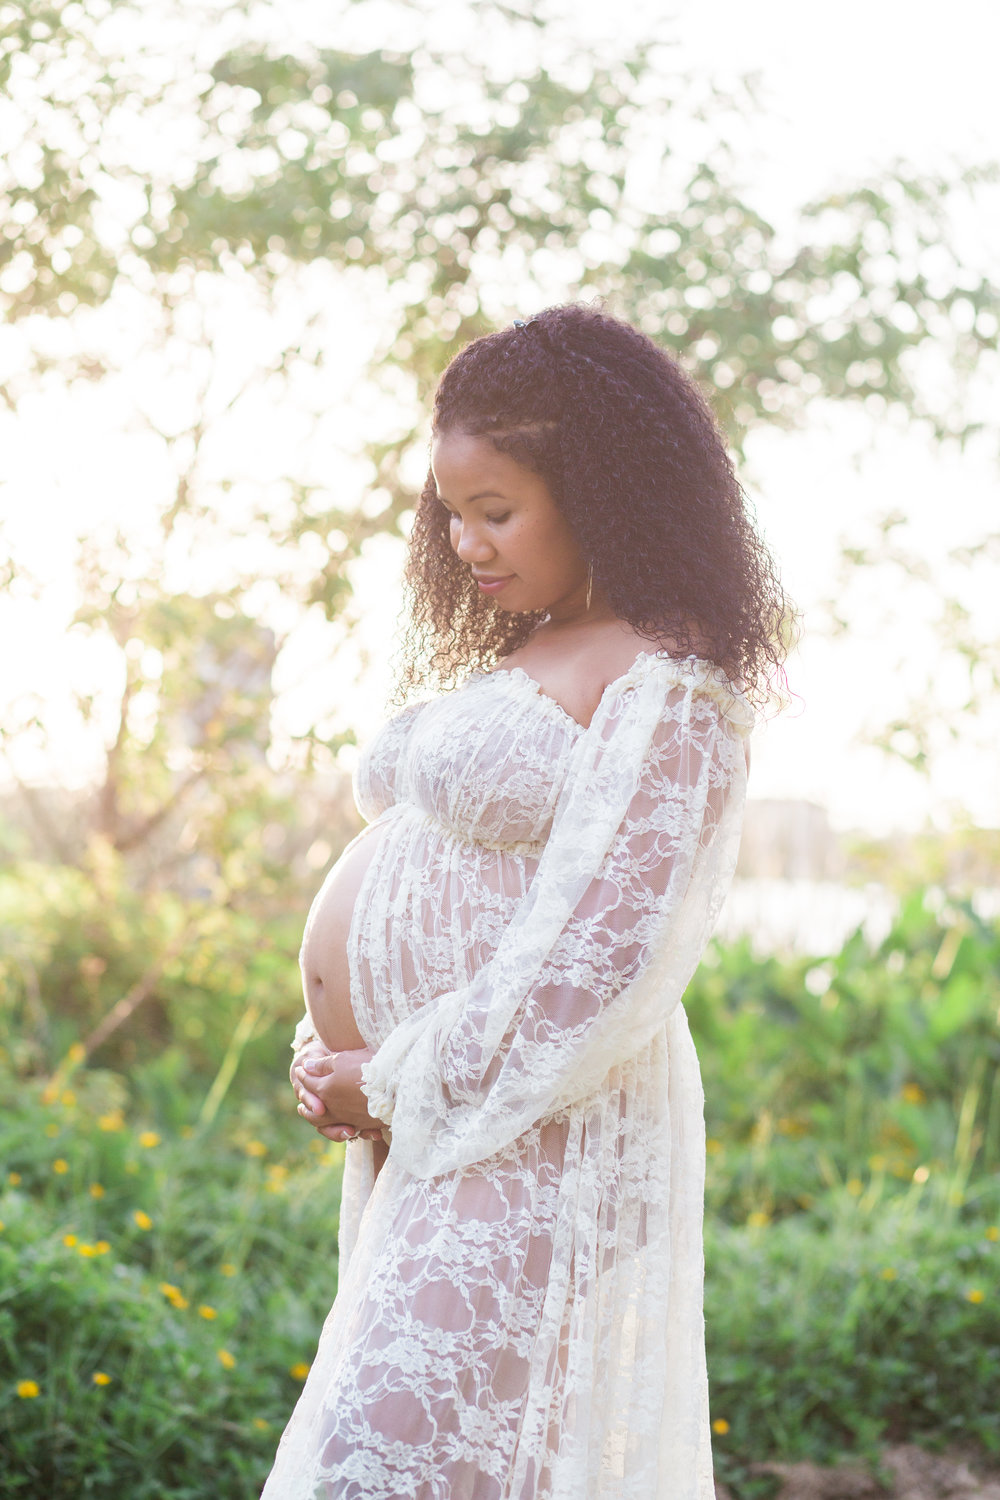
[500,620,682,729]
[593,622,663,679]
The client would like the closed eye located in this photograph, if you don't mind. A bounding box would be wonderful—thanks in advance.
[442,507,511,525]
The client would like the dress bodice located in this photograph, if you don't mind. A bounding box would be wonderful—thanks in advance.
[354,669,584,853]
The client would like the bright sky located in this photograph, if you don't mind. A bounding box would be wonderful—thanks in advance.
[1,0,998,835]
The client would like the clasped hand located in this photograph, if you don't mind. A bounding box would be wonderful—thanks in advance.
[291,1039,385,1144]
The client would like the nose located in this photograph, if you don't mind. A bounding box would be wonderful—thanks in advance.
[451,517,496,565]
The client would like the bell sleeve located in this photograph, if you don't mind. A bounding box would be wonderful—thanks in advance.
[360,655,751,1180]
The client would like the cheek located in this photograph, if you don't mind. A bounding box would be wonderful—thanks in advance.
[535,513,582,577]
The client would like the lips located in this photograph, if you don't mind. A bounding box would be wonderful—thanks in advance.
[473,574,514,595]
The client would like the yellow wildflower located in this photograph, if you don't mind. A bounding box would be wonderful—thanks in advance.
[133,1210,153,1231]
[217,1349,236,1369]
[712,1418,730,1435]
[967,1288,985,1304]
[220,1262,237,1277]
[98,1112,124,1132]
[138,1131,160,1149]
[0,1220,5,1233]
[158,1282,189,1309]
[289,1362,310,1380]
[92,1372,112,1386]
[705,1138,723,1156]
[8,1172,21,1186]
[846,1177,863,1196]
[45,1123,59,1138]
[60,1090,76,1107]
[987,1226,999,1242]
[901,1082,926,1104]
[747,1211,770,1228]
[880,1267,897,1281]
[244,1140,268,1158]
[78,1243,99,1258]
[68,1043,86,1063]
[913,1165,930,1184]
[41,1086,58,1105]
[198,1305,217,1320]
[253,1417,270,1431]
[181,1125,194,1139]
[94,1240,110,1255]
[63,1234,79,1247]
[89,1183,105,1199]
[17,1380,40,1399]
[52,1158,69,1175]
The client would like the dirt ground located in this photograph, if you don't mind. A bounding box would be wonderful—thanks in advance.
[718,1445,1000,1500]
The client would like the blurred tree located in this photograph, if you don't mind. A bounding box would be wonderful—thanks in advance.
[0,0,997,882]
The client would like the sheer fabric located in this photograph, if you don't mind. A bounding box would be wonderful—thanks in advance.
[264,652,751,1500]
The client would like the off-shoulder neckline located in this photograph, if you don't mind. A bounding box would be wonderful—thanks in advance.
[485,650,722,733]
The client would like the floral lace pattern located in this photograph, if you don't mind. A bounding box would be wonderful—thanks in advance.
[264,653,751,1500]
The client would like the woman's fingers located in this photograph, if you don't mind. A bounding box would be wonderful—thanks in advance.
[299,1050,338,1079]
[295,1084,325,1115]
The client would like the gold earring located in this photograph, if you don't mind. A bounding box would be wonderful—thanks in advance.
[585,564,593,612]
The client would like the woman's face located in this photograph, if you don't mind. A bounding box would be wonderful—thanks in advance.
[430,430,590,619]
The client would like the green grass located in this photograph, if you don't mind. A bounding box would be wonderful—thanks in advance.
[1,883,999,1494]
[706,1181,1000,1486]
[0,1067,344,1497]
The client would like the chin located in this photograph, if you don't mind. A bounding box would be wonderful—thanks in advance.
[492,599,538,615]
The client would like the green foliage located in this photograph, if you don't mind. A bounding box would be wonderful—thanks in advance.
[2,876,1000,1490]
[0,855,306,1082]
[687,892,1000,1225]
[6,0,994,449]
[3,0,997,867]
[686,892,1000,1481]
[706,1195,1000,1480]
[0,1067,344,1497]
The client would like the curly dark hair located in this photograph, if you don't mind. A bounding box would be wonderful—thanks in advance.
[397,303,790,707]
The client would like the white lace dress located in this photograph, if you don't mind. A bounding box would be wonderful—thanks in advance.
[262,651,751,1500]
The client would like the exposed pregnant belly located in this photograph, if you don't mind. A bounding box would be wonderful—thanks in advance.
[300,824,386,1052]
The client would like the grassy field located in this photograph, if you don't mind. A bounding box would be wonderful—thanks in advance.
[2,880,999,1495]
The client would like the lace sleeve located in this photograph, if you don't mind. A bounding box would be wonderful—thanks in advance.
[361,656,751,1179]
[290,1012,319,1053]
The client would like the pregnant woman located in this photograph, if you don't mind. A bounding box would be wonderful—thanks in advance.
[263,304,787,1500]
